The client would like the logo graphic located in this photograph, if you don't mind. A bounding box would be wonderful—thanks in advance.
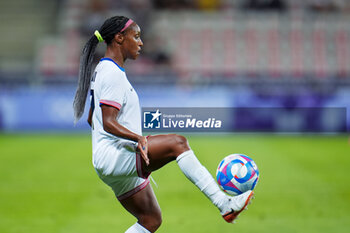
[143,109,162,129]
[142,108,226,132]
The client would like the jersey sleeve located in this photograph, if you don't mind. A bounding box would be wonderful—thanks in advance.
[99,74,125,110]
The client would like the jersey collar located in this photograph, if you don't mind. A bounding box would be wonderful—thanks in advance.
[100,58,125,72]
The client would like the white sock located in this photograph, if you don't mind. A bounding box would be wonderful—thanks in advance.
[125,222,151,233]
[176,150,227,211]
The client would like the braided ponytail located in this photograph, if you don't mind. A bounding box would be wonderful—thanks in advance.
[73,16,130,123]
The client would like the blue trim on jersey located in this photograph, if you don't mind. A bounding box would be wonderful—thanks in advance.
[90,89,95,113]
[100,58,125,72]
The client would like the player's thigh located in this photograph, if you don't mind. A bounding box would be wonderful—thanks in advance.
[119,183,161,222]
[145,134,190,172]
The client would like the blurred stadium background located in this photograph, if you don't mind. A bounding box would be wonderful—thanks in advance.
[0,0,349,131]
[0,1,349,233]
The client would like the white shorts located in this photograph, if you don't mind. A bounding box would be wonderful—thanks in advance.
[93,141,151,201]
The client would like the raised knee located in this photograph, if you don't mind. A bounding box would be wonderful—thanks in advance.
[172,134,190,155]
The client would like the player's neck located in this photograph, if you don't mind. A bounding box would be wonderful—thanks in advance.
[104,46,125,68]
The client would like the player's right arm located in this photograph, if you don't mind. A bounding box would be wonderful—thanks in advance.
[101,104,149,165]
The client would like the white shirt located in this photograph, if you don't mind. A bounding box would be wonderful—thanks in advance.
[90,58,141,165]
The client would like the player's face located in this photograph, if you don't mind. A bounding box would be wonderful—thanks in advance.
[123,24,143,60]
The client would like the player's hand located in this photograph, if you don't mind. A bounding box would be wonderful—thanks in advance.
[137,136,149,166]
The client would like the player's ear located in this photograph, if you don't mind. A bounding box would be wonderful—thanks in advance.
[114,33,124,44]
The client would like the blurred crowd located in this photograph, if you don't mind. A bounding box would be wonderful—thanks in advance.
[75,0,350,81]
[85,0,350,11]
[1,0,350,85]
[80,0,350,36]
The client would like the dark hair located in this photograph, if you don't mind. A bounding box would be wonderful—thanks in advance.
[73,16,130,123]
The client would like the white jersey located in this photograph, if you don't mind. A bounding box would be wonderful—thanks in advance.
[90,58,141,170]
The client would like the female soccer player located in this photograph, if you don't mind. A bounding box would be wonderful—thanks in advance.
[73,16,253,233]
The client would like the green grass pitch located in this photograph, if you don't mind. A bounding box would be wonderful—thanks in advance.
[0,133,349,233]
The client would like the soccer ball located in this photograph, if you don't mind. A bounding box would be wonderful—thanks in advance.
[216,154,259,196]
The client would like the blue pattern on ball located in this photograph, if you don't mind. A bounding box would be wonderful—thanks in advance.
[234,161,254,184]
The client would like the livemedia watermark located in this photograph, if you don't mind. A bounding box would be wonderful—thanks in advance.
[142,107,347,133]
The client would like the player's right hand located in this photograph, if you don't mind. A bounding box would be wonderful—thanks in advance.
[137,136,149,166]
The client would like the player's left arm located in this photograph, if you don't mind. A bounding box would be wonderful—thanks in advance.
[87,107,92,127]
